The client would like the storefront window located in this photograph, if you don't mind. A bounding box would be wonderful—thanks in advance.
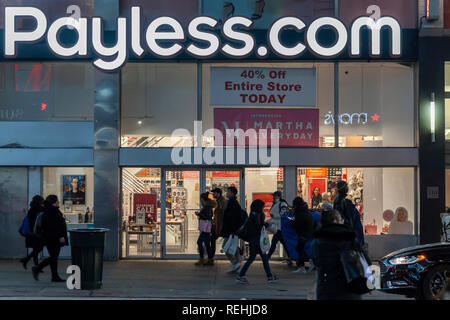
[203,62,335,148]
[43,167,94,225]
[338,63,415,147]
[121,63,197,147]
[0,62,94,121]
[122,168,162,258]
[297,167,415,236]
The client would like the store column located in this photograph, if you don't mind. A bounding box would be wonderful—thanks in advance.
[93,0,120,260]
[419,36,446,244]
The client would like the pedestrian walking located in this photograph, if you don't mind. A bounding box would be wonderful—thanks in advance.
[236,199,278,284]
[211,188,226,261]
[31,195,68,282]
[333,180,365,246]
[20,195,45,270]
[290,197,315,274]
[220,186,245,273]
[195,192,217,266]
[311,209,365,300]
[267,191,291,264]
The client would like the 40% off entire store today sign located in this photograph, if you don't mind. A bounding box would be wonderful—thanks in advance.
[210,67,316,107]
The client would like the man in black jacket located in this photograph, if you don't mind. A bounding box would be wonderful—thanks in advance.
[220,186,245,273]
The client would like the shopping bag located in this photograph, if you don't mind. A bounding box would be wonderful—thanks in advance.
[222,235,239,256]
[259,226,270,253]
[265,219,277,234]
[198,219,212,233]
[340,247,372,295]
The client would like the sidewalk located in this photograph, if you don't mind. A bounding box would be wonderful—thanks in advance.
[0,259,411,300]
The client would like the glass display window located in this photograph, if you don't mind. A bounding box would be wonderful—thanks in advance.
[43,167,94,225]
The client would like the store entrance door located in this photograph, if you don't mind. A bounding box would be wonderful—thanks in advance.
[161,168,244,259]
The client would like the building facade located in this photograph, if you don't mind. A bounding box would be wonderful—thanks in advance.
[0,0,442,261]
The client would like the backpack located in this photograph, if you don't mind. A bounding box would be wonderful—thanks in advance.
[18,216,31,237]
[33,212,45,237]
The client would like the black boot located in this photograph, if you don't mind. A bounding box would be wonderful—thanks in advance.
[31,266,39,281]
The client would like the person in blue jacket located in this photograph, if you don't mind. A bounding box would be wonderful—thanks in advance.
[333,180,365,246]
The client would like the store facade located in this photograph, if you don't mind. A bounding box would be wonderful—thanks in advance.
[1,0,439,261]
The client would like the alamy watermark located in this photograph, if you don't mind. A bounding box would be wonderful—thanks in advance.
[170,121,280,167]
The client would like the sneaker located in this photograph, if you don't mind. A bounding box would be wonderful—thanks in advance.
[31,266,39,281]
[267,275,279,283]
[236,275,249,285]
[292,267,307,274]
[227,262,241,273]
[286,259,293,267]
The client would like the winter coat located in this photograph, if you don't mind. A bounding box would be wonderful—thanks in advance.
[220,197,244,238]
[333,193,365,245]
[213,196,226,236]
[312,223,363,300]
[42,205,68,247]
[269,199,288,232]
[292,204,315,240]
[246,211,265,241]
[25,205,44,248]
[198,199,217,221]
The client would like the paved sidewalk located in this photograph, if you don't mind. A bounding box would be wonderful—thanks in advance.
[0,259,411,300]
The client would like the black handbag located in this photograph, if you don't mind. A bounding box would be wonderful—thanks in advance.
[339,246,372,294]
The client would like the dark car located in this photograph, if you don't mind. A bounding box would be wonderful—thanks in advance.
[379,242,450,300]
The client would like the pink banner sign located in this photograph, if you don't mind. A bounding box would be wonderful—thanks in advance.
[214,108,319,147]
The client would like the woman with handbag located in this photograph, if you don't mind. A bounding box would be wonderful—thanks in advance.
[311,209,368,300]
[195,192,217,266]
[236,200,278,285]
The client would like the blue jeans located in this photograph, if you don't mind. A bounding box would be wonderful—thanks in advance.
[197,232,213,259]
[268,230,290,259]
[239,238,273,278]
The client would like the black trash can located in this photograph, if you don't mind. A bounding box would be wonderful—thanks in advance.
[69,228,109,290]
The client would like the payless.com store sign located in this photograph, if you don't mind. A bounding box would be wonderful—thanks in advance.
[3,6,402,71]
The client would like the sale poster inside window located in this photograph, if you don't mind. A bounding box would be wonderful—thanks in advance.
[133,194,157,225]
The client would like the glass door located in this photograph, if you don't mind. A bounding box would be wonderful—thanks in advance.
[164,170,201,256]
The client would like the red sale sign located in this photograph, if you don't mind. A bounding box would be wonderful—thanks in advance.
[214,108,319,147]
[134,194,157,224]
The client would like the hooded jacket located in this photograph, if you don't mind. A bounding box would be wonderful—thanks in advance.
[312,223,363,300]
